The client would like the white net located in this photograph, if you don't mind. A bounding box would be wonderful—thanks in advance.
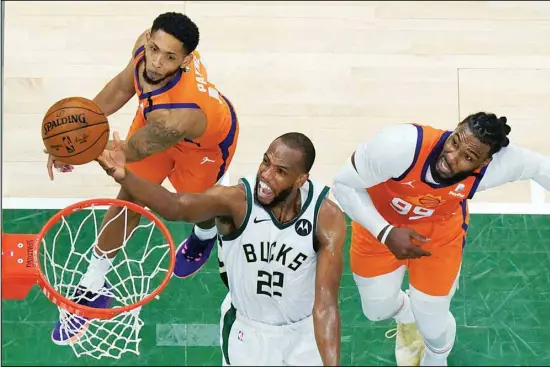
[39,203,173,359]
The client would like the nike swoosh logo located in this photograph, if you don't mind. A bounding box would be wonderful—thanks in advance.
[253,217,270,223]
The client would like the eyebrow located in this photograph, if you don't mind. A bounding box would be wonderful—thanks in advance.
[150,41,177,56]
[467,149,480,159]
[455,133,480,158]
[264,154,291,171]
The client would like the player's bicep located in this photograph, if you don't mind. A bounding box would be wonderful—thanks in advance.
[174,186,234,222]
[314,200,346,308]
[166,108,207,140]
[174,185,244,224]
[147,108,205,139]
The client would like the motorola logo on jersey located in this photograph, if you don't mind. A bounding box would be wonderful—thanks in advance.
[295,219,312,236]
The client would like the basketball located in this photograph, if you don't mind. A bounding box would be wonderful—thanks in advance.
[41,97,110,165]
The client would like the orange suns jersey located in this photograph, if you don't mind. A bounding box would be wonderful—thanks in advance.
[131,45,236,149]
[367,124,488,236]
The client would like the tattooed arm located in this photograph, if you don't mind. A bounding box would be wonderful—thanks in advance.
[123,108,207,162]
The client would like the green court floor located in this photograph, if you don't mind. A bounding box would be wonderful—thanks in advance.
[2,209,549,366]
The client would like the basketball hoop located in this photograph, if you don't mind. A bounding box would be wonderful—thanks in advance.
[1,198,176,359]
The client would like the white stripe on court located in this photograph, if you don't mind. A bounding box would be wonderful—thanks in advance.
[156,323,220,347]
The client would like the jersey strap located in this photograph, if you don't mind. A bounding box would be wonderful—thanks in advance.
[392,124,424,182]
[220,177,253,242]
[312,185,330,252]
[133,44,145,59]
[466,165,489,199]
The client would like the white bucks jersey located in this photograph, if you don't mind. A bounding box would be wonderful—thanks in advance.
[219,174,330,326]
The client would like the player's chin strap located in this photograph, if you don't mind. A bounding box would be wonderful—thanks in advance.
[379,224,395,244]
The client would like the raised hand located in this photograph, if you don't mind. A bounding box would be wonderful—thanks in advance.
[45,150,74,181]
[96,131,127,182]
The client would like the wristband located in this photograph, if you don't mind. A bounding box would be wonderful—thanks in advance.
[380,225,394,244]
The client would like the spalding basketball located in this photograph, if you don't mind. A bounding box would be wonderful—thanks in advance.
[42,97,110,165]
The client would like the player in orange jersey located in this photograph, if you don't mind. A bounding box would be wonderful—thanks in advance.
[45,12,240,345]
[332,112,549,366]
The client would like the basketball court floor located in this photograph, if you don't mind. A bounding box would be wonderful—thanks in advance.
[2,210,549,366]
[2,1,550,366]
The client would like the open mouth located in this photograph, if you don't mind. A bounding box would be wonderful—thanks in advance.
[257,180,274,201]
[436,155,451,176]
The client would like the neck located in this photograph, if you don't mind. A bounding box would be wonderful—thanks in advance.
[270,190,302,224]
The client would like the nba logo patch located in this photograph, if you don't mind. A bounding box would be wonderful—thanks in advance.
[238,330,244,341]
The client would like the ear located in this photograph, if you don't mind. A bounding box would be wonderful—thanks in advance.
[295,173,309,189]
[146,30,152,41]
[181,53,193,69]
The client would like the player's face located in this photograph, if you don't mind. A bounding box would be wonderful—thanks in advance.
[255,140,308,208]
[143,30,190,85]
[435,124,492,179]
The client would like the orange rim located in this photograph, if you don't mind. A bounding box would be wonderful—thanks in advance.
[33,198,175,320]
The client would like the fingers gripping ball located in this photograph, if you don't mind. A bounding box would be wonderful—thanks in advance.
[42,97,110,165]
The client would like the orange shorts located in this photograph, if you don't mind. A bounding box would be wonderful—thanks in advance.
[125,106,239,194]
[350,221,464,297]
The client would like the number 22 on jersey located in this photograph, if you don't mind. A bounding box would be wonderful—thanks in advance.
[390,197,434,220]
[257,270,284,297]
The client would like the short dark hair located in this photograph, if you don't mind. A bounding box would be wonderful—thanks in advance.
[461,112,511,155]
[151,12,200,54]
[276,132,316,173]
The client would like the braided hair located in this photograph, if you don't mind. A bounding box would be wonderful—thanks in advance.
[462,112,511,155]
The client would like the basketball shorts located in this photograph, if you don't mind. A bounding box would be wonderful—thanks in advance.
[124,108,239,194]
[350,220,464,297]
[219,293,322,366]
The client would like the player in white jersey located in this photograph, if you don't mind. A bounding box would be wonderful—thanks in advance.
[332,112,549,366]
[96,131,347,366]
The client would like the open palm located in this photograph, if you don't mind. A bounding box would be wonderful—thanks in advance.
[96,131,127,182]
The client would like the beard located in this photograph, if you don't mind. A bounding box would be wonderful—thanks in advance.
[430,154,476,186]
[142,55,180,85]
[254,176,294,210]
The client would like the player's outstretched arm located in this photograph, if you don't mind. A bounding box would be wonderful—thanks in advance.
[120,173,241,223]
[312,198,346,366]
[44,32,143,180]
[92,57,135,118]
[96,131,244,224]
[476,143,550,192]
[92,31,147,117]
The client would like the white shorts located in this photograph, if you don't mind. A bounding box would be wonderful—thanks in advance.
[219,292,322,366]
